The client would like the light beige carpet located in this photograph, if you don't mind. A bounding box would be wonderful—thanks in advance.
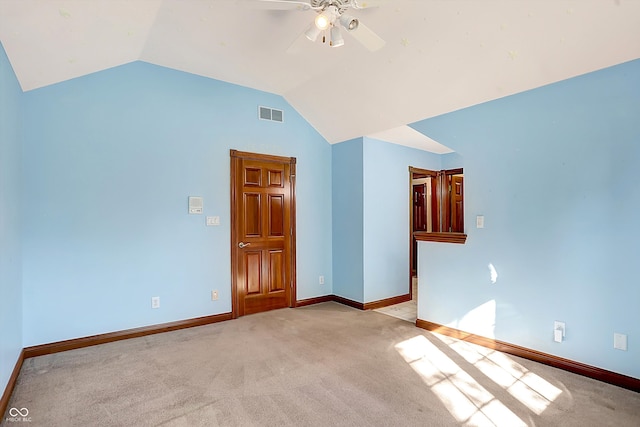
[3,302,640,426]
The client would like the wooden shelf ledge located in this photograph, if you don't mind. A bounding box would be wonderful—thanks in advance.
[414,232,467,244]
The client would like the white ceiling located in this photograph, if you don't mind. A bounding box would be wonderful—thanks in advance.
[1,0,639,151]
[367,125,453,154]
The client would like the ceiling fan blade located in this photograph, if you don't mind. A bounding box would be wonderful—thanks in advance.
[350,0,385,9]
[348,21,385,51]
[239,0,315,11]
[285,30,311,54]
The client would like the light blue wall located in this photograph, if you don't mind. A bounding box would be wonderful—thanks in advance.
[441,152,463,171]
[331,136,444,304]
[412,59,640,379]
[362,138,441,302]
[332,138,364,301]
[21,62,332,346]
[4,40,637,390]
[0,43,23,394]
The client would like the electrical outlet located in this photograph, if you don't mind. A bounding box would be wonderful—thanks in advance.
[554,321,566,337]
[211,290,219,301]
[319,275,325,285]
[554,321,565,343]
[151,296,160,309]
[614,333,628,351]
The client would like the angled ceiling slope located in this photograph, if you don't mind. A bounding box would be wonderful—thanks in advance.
[1,0,639,149]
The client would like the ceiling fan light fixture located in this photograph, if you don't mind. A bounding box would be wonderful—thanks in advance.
[315,14,330,30]
[315,5,337,30]
[339,14,359,31]
[330,26,344,47]
[304,24,322,42]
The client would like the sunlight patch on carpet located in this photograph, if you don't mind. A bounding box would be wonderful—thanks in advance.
[433,333,562,415]
[396,335,527,426]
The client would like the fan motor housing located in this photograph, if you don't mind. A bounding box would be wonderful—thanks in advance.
[312,0,350,14]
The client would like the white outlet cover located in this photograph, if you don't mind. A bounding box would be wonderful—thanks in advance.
[151,296,160,309]
[614,333,628,351]
[554,321,566,337]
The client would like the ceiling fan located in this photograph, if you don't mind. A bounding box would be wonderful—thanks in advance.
[247,0,386,51]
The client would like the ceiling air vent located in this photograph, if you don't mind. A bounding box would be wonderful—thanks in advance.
[258,106,284,123]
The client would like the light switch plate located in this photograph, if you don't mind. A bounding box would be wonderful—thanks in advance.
[476,215,484,229]
[206,216,220,226]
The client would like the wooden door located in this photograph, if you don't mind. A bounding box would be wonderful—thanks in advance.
[230,150,296,318]
[450,175,464,233]
[413,184,427,232]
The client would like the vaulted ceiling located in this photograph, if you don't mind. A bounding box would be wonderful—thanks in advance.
[1,0,639,150]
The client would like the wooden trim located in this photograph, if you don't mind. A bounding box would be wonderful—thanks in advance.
[230,151,239,319]
[298,294,413,311]
[416,319,640,393]
[444,168,464,175]
[409,168,416,294]
[289,159,297,309]
[295,295,334,307]
[0,349,25,419]
[414,231,467,244]
[297,294,411,311]
[24,312,232,359]
[363,294,411,310]
[331,295,365,310]
[409,166,438,177]
[230,149,295,164]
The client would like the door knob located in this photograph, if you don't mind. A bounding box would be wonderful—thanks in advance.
[238,242,251,248]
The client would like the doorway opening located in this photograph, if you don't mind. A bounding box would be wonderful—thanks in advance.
[409,167,464,299]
